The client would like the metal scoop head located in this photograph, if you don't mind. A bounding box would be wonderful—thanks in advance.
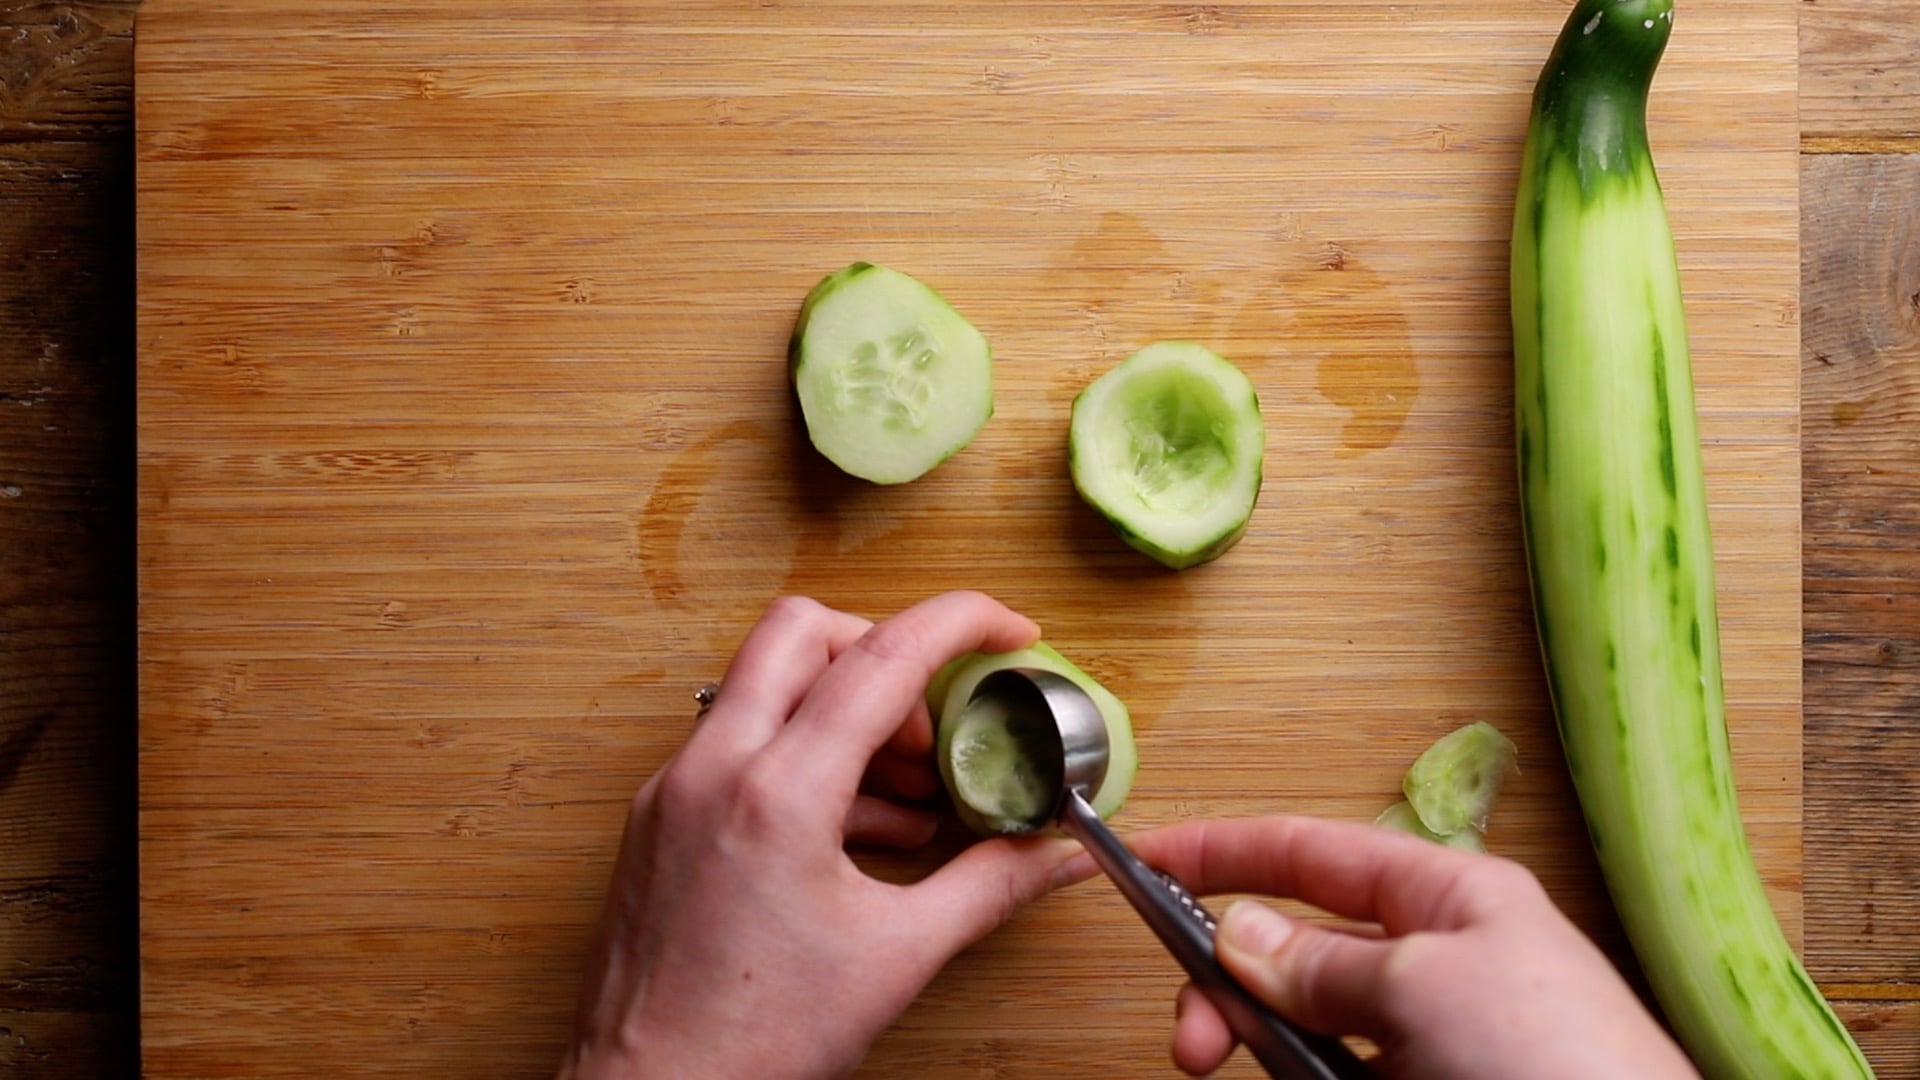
[966,667,1110,828]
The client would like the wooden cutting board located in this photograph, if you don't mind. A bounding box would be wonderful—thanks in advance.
[134,1,1801,1074]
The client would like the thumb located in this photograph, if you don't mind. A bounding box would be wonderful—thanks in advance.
[904,836,1083,965]
[1215,900,1396,1040]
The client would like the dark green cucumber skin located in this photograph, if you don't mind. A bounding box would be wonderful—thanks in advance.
[1514,3,1871,1077]
[787,261,875,375]
[1064,419,1258,571]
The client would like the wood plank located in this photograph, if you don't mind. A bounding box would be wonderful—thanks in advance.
[1802,154,1920,995]
[1800,0,1920,147]
[0,2,138,140]
[0,5,140,1075]
[1834,1000,1920,1074]
[131,1,1801,1075]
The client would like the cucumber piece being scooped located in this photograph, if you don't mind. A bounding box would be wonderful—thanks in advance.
[789,262,993,484]
[1069,341,1264,569]
[931,643,1137,837]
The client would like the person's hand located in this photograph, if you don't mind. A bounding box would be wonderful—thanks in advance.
[1116,816,1698,1079]
[560,591,1082,1080]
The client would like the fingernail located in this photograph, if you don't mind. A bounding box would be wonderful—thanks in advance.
[1218,900,1293,957]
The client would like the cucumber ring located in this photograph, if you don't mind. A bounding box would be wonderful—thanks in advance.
[1069,342,1264,569]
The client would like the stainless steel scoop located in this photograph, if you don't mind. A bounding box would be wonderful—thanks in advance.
[968,669,1374,1080]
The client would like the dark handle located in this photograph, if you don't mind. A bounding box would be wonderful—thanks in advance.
[1058,792,1374,1080]
[1153,871,1374,1080]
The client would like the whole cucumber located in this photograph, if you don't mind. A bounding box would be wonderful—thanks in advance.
[1511,2,1872,1076]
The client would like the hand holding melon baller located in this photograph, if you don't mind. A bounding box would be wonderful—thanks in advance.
[967,669,1374,1080]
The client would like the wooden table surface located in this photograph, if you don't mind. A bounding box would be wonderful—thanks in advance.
[1,0,1915,1074]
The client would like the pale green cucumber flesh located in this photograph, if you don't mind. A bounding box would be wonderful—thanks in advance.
[1514,2,1870,1075]
[945,694,1065,834]
[1374,801,1486,853]
[1403,721,1517,836]
[1069,342,1264,570]
[789,263,992,485]
[932,643,1137,837]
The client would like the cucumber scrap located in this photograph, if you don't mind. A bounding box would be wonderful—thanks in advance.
[789,263,992,484]
[1374,801,1487,853]
[1069,341,1264,569]
[931,643,1138,837]
[1403,720,1517,835]
[1377,721,1515,849]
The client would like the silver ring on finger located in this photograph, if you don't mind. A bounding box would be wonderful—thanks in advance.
[694,681,721,716]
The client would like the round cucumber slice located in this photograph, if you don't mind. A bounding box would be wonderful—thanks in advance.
[1069,341,1264,569]
[789,262,993,485]
[932,643,1138,837]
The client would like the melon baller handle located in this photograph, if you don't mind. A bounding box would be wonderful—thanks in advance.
[1056,788,1375,1080]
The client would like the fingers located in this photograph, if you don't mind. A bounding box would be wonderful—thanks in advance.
[1172,982,1236,1076]
[862,747,942,802]
[884,698,936,758]
[843,796,939,849]
[901,835,1081,965]
[696,597,873,754]
[1125,815,1495,934]
[1214,900,1397,1039]
[774,591,1040,799]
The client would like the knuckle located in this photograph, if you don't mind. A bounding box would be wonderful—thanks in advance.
[1275,931,1341,1023]
[1374,933,1443,1017]
[763,594,830,630]
[1473,856,1547,905]
[729,756,800,829]
[854,618,934,667]
[651,760,710,823]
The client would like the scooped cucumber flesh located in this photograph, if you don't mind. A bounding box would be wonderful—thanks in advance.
[945,694,1065,832]
[932,643,1138,836]
[789,263,992,485]
[1069,341,1264,569]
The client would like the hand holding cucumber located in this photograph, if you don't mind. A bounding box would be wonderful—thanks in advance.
[1112,816,1698,1079]
[559,592,1083,1080]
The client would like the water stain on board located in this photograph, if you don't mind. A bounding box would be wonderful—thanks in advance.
[637,418,800,610]
[1053,211,1229,362]
[1229,242,1419,456]
[636,413,907,619]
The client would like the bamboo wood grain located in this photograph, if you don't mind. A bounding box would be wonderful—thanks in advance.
[128,0,1804,1075]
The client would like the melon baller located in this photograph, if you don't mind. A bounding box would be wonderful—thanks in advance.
[966,669,1374,1080]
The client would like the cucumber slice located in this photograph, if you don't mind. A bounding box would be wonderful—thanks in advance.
[1402,721,1517,836]
[1375,800,1487,853]
[932,643,1138,837]
[1069,341,1264,569]
[789,262,993,485]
